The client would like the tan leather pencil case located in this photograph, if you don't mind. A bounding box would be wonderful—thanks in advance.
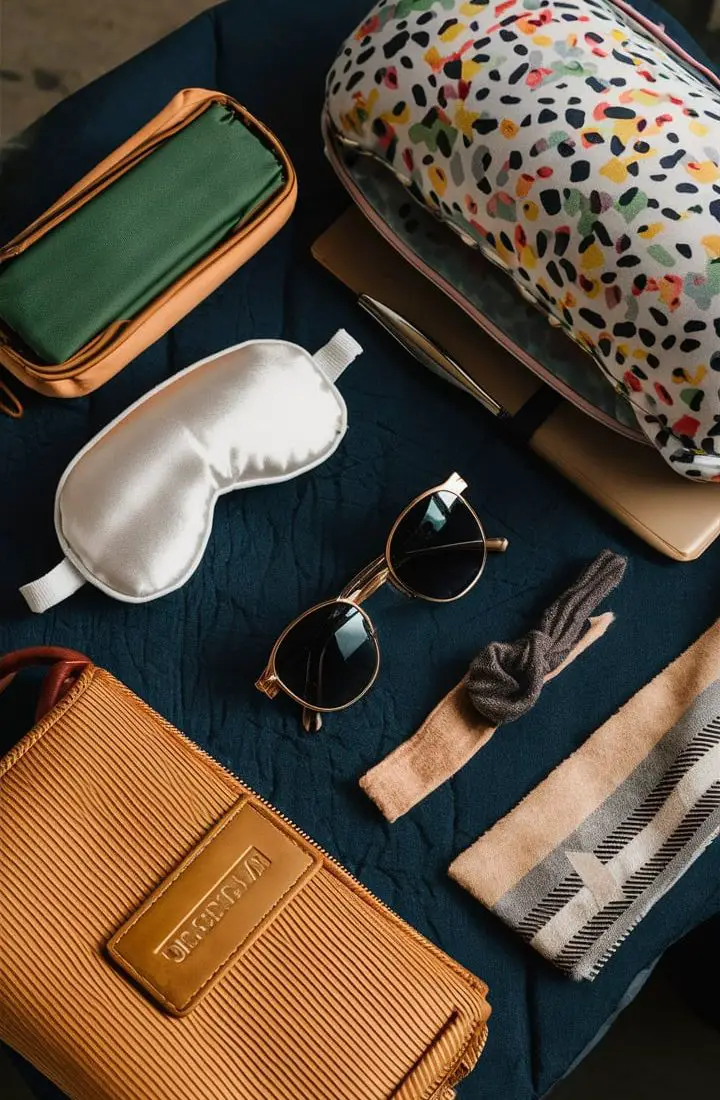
[0,88,296,405]
[0,647,490,1100]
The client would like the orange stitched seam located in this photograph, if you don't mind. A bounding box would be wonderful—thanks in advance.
[108,958,176,1014]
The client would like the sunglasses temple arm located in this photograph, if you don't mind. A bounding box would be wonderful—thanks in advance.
[341,539,507,600]
[338,554,390,604]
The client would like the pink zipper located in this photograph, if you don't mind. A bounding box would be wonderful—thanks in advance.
[608,0,720,89]
[323,113,645,442]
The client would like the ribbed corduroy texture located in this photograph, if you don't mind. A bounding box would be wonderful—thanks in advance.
[0,667,489,1100]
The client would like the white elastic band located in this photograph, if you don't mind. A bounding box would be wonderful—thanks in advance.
[314,329,363,383]
[20,557,86,614]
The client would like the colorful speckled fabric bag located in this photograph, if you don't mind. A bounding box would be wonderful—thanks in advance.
[325,0,720,481]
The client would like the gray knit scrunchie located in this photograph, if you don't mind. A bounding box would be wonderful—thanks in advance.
[466,549,627,726]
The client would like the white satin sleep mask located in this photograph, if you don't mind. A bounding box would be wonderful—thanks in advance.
[20,330,362,612]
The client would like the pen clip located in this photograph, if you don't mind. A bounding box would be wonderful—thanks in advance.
[358,294,509,420]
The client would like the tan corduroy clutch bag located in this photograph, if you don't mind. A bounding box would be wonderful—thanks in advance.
[0,647,490,1100]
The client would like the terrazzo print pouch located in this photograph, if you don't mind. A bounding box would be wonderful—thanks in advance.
[326,0,720,480]
[449,618,720,980]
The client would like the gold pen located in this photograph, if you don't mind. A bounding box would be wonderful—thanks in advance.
[358,293,511,421]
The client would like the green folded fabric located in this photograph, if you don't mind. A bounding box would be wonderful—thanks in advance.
[0,104,284,363]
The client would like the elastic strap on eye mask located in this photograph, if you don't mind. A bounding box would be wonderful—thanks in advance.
[20,329,363,615]
[313,329,363,383]
[21,558,87,614]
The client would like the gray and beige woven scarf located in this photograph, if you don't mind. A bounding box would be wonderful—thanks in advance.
[450,618,720,981]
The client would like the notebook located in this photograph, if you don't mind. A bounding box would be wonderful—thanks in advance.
[312,208,720,562]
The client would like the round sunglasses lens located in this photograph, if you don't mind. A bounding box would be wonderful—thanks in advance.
[388,490,486,600]
[274,603,379,711]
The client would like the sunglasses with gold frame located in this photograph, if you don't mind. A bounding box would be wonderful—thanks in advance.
[255,472,508,731]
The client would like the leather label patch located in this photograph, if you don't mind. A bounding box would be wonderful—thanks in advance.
[108,799,318,1015]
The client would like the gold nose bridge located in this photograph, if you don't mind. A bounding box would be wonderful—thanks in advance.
[339,556,390,606]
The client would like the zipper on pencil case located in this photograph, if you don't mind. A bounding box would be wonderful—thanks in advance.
[0,95,292,263]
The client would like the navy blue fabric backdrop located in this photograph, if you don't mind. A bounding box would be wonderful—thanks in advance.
[1,3,719,1098]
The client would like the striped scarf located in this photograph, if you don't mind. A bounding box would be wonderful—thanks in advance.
[449,620,720,981]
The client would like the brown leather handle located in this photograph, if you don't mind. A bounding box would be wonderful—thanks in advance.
[0,646,92,721]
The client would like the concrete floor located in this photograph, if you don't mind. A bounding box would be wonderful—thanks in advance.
[0,0,212,138]
[0,1,719,1098]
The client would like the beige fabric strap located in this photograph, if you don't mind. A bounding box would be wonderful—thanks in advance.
[360,613,615,823]
[20,557,86,614]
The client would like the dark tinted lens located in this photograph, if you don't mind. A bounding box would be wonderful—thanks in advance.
[388,490,485,600]
[274,602,379,710]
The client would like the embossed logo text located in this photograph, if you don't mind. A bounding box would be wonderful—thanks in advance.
[157,847,271,964]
